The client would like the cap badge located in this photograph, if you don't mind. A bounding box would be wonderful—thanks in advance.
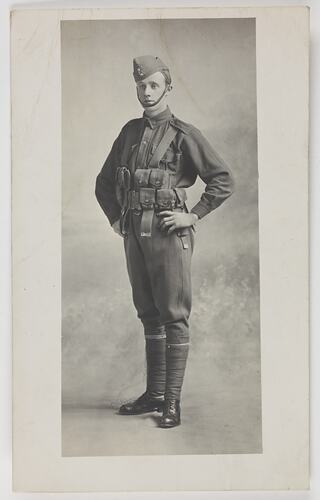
[136,65,144,76]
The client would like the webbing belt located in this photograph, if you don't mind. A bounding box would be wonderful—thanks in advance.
[127,189,186,211]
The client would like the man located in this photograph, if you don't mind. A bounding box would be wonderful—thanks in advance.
[95,55,233,428]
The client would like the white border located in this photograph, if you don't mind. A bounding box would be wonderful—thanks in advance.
[2,1,317,497]
[11,4,309,493]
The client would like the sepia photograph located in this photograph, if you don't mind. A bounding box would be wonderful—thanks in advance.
[61,17,261,456]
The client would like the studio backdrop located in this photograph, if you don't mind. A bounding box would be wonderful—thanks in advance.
[61,18,261,456]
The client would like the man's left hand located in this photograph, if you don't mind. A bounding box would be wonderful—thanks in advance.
[158,211,198,235]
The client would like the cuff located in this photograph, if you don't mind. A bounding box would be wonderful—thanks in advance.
[190,201,211,220]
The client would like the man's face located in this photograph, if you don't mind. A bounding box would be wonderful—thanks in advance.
[136,71,168,108]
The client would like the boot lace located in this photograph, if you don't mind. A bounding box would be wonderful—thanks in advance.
[165,400,177,414]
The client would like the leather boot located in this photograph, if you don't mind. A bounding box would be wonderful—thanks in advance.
[159,343,189,428]
[119,391,164,415]
[159,399,181,428]
[119,329,166,415]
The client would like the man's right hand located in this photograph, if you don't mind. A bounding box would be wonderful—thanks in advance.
[112,219,124,238]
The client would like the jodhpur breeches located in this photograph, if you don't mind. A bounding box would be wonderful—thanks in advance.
[123,211,194,344]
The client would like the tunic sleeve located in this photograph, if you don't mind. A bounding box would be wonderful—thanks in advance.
[95,133,122,226]
[181,126,234,219]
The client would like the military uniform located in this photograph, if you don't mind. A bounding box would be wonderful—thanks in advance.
[95,56,233,427]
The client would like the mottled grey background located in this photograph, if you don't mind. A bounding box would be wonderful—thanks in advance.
[61,18,261,456]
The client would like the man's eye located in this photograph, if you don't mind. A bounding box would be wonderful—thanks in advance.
[151,84,158,89]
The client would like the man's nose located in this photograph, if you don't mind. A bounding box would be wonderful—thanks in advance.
[143,86,151,96]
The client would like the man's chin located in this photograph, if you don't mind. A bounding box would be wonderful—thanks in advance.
[143,101,155,108]
[137,97,156,108]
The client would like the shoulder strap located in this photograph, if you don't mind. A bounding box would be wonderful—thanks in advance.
[148,125,178,169]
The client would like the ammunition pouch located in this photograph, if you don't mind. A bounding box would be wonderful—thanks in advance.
[139,187,156,209]
[134,169,151,189]
[134,168,171,190]
[149,169,171,189]
[156,189,176,209]
[127,187,187,212]
[116,167,187,238]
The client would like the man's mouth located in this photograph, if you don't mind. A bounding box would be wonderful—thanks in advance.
[143,99,156,108]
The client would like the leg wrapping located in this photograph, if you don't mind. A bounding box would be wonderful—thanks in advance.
[165,342,189,401]
[145,325,166,398]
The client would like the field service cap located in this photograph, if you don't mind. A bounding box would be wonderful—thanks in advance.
[133,55,171,84]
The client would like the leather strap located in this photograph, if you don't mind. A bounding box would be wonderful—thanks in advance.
[140,208,154,238]
[145,334,167,340]
[180,235,189,249]
[148,126,178,169]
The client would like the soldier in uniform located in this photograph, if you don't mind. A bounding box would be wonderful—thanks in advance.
[95,55,233,428]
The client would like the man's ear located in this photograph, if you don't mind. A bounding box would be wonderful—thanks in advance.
[166,84,173,94]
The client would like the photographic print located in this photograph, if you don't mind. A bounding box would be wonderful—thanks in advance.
[11,7,309,492]
[61,17,261,457]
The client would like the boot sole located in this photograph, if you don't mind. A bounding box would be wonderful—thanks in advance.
[159,420,181,429]
[159,420,181,428]
[118,406,163,415]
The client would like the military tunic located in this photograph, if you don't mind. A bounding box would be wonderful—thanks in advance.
[95,106,233,398]
[96,106,233,226]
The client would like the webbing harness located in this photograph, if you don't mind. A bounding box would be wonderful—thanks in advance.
[117,124,185,237]
[146,126,178,169]
[139,126,178,237]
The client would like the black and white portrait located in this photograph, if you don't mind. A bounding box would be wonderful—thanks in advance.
[61,17,261,456]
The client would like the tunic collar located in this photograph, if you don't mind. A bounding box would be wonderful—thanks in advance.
[143,106,173,129]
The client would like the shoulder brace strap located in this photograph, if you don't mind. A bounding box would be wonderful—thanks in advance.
[147,125,178,169]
